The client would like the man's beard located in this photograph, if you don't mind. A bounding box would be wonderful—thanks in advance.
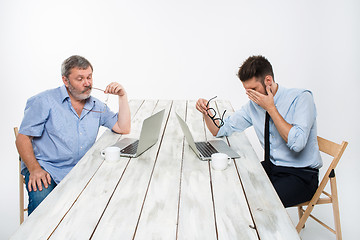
[261,82,268,96]
[68,82,91,100]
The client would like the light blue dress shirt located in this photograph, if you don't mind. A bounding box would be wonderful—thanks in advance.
[217,85,322,169]
[19,85,118,184]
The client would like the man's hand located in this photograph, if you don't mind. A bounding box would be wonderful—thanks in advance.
[105,82,126,97]
[195,98,220,136]
[16,133,52,192]
[196,98,209,114]
[28,168,52,192]
[246,86,276,112]
[247,85,293,143]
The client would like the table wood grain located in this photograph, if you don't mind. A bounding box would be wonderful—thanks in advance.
[10,99,300,240]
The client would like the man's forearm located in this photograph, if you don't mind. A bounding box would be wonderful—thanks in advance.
[115,94,131,134]
[15,133,42,172]
[267,107,292,143]
[204,114,220,136]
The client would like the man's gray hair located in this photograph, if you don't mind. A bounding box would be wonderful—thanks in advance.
[61,55,93,78]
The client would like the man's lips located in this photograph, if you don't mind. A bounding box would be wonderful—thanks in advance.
[82,87,92,94]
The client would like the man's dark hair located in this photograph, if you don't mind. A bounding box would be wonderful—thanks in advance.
[237,55,274,82]
[61,55,93,78]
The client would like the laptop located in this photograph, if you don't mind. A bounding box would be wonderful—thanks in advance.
[175,113,240,161]
[112,109,165,158]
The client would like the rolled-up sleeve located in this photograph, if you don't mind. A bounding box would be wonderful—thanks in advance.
[287,92,316,152]
[19,95,50,137]
[216,105,252,137]
[100,107,118,130]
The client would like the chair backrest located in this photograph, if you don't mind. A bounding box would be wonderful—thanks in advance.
[14,127,19,138]
[317,136,348,184]
[296,136,348,237]
[304,136,348,209]
[318,136,347,158]
[14,127,27,224]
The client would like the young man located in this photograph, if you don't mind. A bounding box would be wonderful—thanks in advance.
[196,55,322,207]
[16,55,131,215]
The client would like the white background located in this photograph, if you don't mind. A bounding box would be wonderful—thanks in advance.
[1,0,359,239]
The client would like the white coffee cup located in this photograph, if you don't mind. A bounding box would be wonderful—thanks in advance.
[211,153,231,171]
[101,146,120,162]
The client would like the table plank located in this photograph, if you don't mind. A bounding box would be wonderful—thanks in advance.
[90,100,172,239]
[202,100,258,239]
[10,100,144,240]
[9,132,117,240]
[48,100,145,239]
[11,99,300,240]
[134,100,186,239]
[215,100,300,240]
[177,100,217,240]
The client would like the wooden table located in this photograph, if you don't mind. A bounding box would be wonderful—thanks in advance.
[11,100,300,240]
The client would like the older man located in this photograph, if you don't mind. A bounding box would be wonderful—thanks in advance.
[16,55,131,214]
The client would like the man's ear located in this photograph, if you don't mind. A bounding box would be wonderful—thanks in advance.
[264,75,273,86]
[62,76,69,87]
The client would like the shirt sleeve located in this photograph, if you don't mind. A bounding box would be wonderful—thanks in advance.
[287,91,317,152]
[100,108,119,130]
[216,104,253,137]
[19,94,50,137]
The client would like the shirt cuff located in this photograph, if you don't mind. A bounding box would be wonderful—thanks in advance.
[287,125,307,152]
[216,126,226,138]
[105,113,119,130]
[19,128,43,137]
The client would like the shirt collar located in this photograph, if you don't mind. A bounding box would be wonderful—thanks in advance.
[60,85,70,103]
[84,96,96,109]
[273,84,284,104]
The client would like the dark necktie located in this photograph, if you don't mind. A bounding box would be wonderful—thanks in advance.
[264,111,270,162]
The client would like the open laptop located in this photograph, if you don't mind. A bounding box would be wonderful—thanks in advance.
[112,109,165,158]
[176,113,240,161]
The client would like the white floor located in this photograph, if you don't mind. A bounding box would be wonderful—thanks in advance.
[287,208,337,240]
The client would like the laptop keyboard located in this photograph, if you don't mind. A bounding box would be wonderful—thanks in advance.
[121,140,139,155]
[195,142,218,158]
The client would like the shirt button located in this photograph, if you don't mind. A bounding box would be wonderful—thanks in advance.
[80,146,83,149]
[80,132,82,135]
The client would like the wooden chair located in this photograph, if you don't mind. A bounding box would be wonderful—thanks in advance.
[295,136,348,240]
[13,127,27,224]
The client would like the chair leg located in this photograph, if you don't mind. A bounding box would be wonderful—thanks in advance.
[298,206,302,219]
[296,205,312,232]
[19,164,24,224]
[330,177,342,240]
[297,206,305,228]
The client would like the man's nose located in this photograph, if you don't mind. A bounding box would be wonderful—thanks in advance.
[84,79,92,86]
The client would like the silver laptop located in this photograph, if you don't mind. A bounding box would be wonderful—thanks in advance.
[113,109,165,158]
[176,113,240,160]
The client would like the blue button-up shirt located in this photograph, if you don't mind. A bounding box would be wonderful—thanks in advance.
[19,85,118,184]
[217,85,322,169]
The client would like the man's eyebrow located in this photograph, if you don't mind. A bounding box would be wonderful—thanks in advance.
[76,73,92,77]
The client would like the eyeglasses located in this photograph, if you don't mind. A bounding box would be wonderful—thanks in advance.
[206,96,226,128]
[83,87,109,113]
